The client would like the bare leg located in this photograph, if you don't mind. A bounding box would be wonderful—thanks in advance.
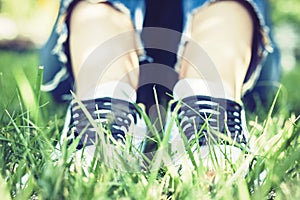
[169,1,255,172]
[69,1,139,100]
[179,1,253,101]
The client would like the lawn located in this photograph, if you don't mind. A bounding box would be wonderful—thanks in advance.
[0,49,299,199]
[1,0,300,198]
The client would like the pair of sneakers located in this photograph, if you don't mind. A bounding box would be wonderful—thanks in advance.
[61,82,250,172]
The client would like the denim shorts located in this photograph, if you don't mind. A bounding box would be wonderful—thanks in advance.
[40,0,280,103]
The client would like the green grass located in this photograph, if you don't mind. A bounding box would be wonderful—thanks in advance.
[282,65,300,115]
[0,50,300,199]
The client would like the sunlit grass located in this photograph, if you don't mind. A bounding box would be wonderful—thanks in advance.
[0,50,299,199]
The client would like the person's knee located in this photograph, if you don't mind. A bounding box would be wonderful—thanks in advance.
[70,1,133,30]
[192,0,253,23]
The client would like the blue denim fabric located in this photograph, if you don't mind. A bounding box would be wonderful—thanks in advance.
[40,0,280,106]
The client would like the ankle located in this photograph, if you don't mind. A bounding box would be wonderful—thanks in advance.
[173,78,241,103]
[76,81,137,102]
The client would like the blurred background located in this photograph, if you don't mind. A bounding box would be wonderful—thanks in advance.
[0,0,299,115]
[0,0,59,48]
